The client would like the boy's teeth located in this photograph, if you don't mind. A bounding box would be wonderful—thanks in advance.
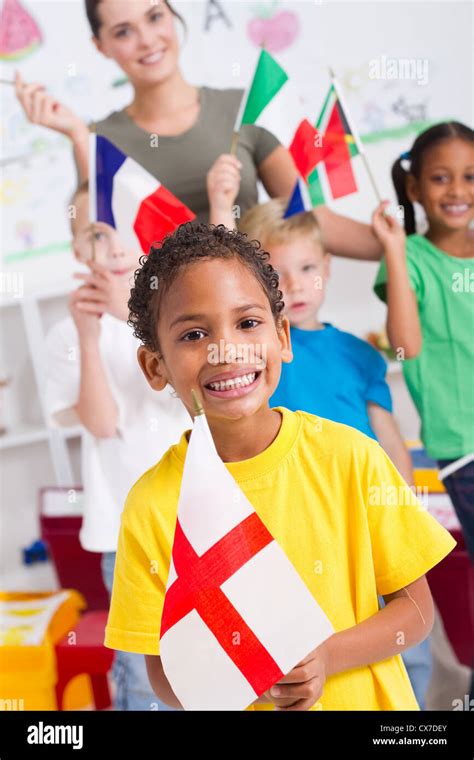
[208,372,256,391]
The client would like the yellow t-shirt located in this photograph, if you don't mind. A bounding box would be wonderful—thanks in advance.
[105,408,456,711]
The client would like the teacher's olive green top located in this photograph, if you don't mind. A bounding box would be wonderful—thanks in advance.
[95,86,281,222]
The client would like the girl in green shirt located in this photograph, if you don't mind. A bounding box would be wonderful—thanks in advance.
[372,121,474,566]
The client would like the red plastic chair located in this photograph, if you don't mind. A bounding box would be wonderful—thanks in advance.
[55,611,115,710]
[428,529,474,667]
[39,487,109,611]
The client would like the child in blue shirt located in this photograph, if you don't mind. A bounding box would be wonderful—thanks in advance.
[239,199,432,708]
[239,199,412,483]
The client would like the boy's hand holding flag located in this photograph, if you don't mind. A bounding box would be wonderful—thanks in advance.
[159,393,334,711]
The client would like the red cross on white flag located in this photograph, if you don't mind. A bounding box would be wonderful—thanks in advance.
[160,403,334,710]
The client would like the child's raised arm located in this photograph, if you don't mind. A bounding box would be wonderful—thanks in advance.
[207,153,242,229]
[69,285,119,438]
[368,404,414,485]
[372,202,422,359]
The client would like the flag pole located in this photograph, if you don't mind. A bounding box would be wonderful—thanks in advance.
[230,44,266,155]
[88,124,97,262]
[230,73,248,155]
[230,131,239,156]
[328,67,383,204]
[191,389,205,417]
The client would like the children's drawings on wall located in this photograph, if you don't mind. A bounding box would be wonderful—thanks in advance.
[330,60,432,140]
[0,0,131,272]
[0,0,42,61]
[247,2,300,53]
[392,96,428,124]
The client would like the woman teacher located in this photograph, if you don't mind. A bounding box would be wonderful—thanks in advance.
[15,0,381,260]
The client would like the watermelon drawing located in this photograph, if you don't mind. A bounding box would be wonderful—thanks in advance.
[0,0,42,61]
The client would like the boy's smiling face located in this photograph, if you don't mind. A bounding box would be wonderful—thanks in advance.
[137,257,292,423]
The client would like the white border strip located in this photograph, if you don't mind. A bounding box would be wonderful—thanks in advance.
[438,453,474,481]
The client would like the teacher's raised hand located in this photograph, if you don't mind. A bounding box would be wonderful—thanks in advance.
[14,71,90,179]
[15,71,83,138]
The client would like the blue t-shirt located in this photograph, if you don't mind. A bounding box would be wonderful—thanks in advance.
[271,324,392,440]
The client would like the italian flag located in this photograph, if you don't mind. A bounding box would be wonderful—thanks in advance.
[234,49,288,130]
[308,84,360,206]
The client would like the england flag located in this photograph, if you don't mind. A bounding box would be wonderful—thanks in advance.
[160,402,334,710]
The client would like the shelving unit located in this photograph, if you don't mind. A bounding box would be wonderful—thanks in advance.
[1,281,84,587]
[0,284,82,484]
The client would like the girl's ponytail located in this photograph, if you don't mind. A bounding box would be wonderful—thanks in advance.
[391,155,416,235]
[394,121,474,236]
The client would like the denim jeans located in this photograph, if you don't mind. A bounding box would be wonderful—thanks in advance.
[102,551,178,711]
[401,638,432,710]
[438,458,474,564]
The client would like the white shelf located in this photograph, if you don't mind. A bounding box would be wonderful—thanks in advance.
[0,283,74,310]
[0,424,82,451]
[0,562,59,592]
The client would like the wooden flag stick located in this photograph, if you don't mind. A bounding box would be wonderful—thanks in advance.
[231,86,245,154]
[359,151,383,206]
[328,67,383,204]
[90,224,96,263]
[88,123,97,262]
[191,389,204,416]
[230,46,262,155]
[230,44,271,155]
[230,130,239,155]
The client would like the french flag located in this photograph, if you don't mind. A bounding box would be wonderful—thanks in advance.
[89,133,196,254]
[283,177,314,219]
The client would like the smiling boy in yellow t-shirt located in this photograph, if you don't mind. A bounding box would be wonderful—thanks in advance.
[104,223,455,711]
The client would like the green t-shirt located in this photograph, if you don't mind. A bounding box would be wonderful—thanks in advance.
[94,86,280,223]
[374,234,474,460]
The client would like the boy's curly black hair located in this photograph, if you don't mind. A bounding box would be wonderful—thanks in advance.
[128,222,285,352]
